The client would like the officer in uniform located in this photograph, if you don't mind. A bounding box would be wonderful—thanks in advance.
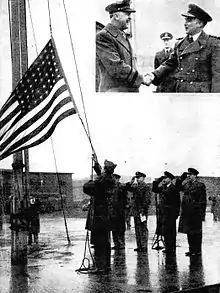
[96,0,146,92]
[154,32,176,92]
[147,3,220,92]
[83,159,118,273]
[152,171,180,255]
[96,21,105,92]
[178,168,207,257]
[126,171,151,252]
[111,174,127,250]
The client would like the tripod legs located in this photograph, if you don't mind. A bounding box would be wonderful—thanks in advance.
[152,233,164,250]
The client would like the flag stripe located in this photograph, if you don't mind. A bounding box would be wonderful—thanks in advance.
[13,104,76,152]
[0,87,71,153]
[0,38,77,160]
[1,109,75,160]
[0,79,67,150]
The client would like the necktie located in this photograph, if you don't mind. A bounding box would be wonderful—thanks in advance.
[187,35,193,43]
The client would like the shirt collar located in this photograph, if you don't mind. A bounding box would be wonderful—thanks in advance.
[192,31,202,42]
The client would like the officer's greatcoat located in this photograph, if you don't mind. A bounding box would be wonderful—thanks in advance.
[96,23,143,92]
[178,180,207,234]
[83,174,117,232]
[154,48,176,92]
[153,31,220,92]
[152,181,180,236]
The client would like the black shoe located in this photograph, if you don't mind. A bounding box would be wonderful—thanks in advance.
[134,248,147,252]
[134,248,141,252]
[163,249,176,255]
[88,268,110,274]
[185,251,191,256]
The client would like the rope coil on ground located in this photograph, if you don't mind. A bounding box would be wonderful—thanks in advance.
[75,230,96,274]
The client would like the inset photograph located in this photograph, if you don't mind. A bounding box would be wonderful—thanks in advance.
[96,0,220,93]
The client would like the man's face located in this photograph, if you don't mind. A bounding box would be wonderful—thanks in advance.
[116,11,132,30]
[184,17,202,35]
[187,173,196,182]
[163,39,171,49]
[163,177,171,185]
[137,176,144,183]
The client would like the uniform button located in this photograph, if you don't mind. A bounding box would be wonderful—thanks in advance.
[180,68,183,71]
[181,79,183,82]
[195,58,198,60]
[192,69,195,72]
[190,81,193,84]
[180,57,183,59]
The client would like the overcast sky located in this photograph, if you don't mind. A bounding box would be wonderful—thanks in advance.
[1,0,220,180]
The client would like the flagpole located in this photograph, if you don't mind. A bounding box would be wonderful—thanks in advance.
[20,0,31,205]
[9,0,29,265]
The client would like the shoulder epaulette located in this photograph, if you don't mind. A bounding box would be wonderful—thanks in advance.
[176,37,184,40]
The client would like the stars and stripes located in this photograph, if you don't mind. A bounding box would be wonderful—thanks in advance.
[0,38,77,161]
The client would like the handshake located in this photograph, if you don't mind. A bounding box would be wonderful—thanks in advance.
[142,73,155,86]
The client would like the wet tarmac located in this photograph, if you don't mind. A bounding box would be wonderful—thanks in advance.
[0,212,220,293]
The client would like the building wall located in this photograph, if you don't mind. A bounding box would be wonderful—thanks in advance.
[1,170,220,212]
[0,169,73,213]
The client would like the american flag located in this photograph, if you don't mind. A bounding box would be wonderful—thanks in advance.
[0,38,77,161]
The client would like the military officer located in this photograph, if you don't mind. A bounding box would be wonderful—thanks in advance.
[146,3,220,92]
[154,32,176,92]
[152,171,180,255]
[96,0,147,92]
[111,174,128,250]
[83,159,118,273]
[126,171,151,252]
[96,21,105,92]
[178,168,207,257]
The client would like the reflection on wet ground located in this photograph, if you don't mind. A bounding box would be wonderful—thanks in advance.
[1,212,220,292]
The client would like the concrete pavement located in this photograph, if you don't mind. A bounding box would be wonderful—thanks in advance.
[1,212,220,292]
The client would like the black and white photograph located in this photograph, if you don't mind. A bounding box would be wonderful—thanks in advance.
[1,0,220,293]
[96,0,220,93]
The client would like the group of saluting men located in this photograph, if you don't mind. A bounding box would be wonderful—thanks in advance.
[96,0,220,93]
[83,159,207,274]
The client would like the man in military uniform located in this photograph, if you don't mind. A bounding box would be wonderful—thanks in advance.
[111,174,127,250]
[96,21,105,92]
[96,0,147,92]
[152,171,180,255]
[126,171,151,252]
[209,194,220,221]
[146,3,220,92]
[178,168,207,257]
[154,32,176,92]
[83,159,118,273]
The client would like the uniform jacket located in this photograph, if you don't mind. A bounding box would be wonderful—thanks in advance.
[109,182,128,231]
[153,31,220,93]
[28,199,41,234]
[178,179,207,234]
[154,48,176,92]
[96,23,143,92]
[83,173,117,231]
[152,180,180,235]
[126,181,151,217]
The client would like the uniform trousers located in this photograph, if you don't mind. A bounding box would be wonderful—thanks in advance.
[112,229,125,249]
[134,216,148,250]
[92,230,111,271]
[187,231,202,254]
